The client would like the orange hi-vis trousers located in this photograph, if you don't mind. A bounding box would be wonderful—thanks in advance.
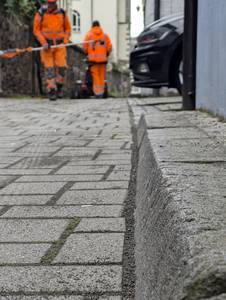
[90,64,106,96]
[41,47,67,91]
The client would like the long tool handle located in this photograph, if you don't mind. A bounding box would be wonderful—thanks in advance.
[31,41,92,52]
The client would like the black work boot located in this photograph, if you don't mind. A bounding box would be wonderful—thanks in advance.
[57,84,64,99]
[48,89,57,101]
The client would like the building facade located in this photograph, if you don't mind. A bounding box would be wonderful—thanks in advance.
[143,0,184,26]
[59,0,130,67]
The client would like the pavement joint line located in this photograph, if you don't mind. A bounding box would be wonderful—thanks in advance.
[0,194,54,196]
[0,262,122,267]
[160,160,226,164]
[48,159,70,175]
[0,175,20,189]
[73,230,125,234]
[11,142,30,153]
[0,205,12,216]
[46,181,76,205]
[1,204,124,207]
[101,165,116,181]
[0,216,123,220]
[120,141,129,150]
[138,101,182,107]
[4,158,25,169]
[92,149,102,161]
[0,292,122,297]
[83,139,93,146]
[48,146,65,157]
[147,125,195,129]
[69,187,127,191]
[0,241,52,244]
[121,101,137,299]
[40,217,81,264]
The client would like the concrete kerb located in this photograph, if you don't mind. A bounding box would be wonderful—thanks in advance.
[135,116,226,300]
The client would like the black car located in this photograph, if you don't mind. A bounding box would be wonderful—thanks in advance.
[130,14,184,93]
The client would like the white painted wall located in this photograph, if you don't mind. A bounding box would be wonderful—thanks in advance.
[63,0,130,64]
[144,0,184,26]
[71,0,91,43]
[93,0,118,62]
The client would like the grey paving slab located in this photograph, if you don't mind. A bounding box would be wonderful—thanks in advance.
[0,243,51,264]
[0,195,51,205]
[0,175,17,189]
[15,174,103,182]
[0,297,83,300]
[0,219,68,242]
[2,205,123,218]
[69,159,131,166]
[97,154,131,161]
[147,127,207,140]
[57,189,127,205]
[98,297,121,300]
[145,113,192,128]
[151,137,226,162]
[0,266,122,293]
[0,182,66,195]
[102,150,132,155]
[15,146,60,154]
[71,181,129,190]
[56,165,109,174]
[88,140,126,148]
[52,138,89,147]
[54,233,124,264]
[11,157,67,169]
[54,148,96,157]
[107,171,130,181]
[155,103,182,111]
[114,165,132,171]
[75,218,125,232]
[0,164,9,168]
[161,162,226,177]
[0,169,52,175]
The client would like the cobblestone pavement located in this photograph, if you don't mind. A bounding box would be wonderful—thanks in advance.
[0,98,135,300]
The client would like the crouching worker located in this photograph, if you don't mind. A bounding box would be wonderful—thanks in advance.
[83,21,112,99]
[33,0,71,101]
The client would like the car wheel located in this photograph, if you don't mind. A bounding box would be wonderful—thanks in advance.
[174,58,183,95]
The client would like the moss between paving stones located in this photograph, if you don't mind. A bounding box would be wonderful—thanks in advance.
[41,218,81,264]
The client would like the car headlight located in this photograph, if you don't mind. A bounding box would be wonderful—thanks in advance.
[137,29,170,46]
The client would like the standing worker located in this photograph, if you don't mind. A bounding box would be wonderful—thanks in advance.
[83,21,112,99]
[33,0,71,101]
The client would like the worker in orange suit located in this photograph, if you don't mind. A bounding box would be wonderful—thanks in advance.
[33,0,71,101]
[83,21,112,98]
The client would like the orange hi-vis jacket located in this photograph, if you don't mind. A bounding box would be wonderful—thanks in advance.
[33,8,71,46]
[83,26,112,63]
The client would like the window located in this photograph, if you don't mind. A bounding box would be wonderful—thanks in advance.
[72,10,81,32]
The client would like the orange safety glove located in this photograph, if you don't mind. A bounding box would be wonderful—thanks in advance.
[63,38,70,44]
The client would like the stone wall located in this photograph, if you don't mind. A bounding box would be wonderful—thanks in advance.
[0,7,86,97]
[0,7,33,95]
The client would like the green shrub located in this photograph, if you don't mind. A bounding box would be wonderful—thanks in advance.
[4,0,45,23]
